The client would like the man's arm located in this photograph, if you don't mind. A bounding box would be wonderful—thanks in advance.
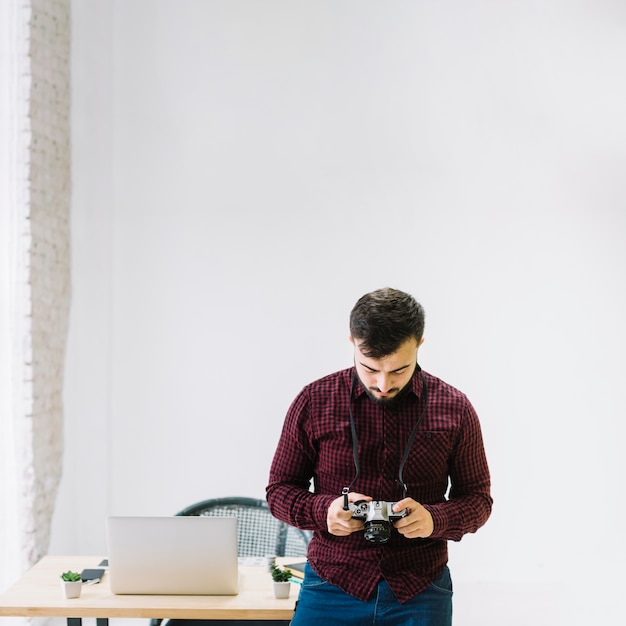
[266,387,375,536]
[266,388,335,530]
[422,399,493,541]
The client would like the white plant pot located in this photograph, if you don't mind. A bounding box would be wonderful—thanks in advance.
[272,581,291,599]
[62,580,82,599]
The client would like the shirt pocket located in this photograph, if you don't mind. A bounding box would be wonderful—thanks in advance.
[404,431,453,487]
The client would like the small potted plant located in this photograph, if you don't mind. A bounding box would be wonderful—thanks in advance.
[60,570,82,598]
[270,564,292,599]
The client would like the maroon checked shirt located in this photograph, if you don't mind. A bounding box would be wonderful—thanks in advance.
[266,366,492,603]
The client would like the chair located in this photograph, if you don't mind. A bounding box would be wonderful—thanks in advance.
[151,496,311,626]
[177,496,311,557]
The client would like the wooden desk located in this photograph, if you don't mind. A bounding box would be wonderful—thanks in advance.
[0,556,297,622]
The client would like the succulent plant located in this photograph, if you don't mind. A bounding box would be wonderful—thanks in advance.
[270,564,292,583]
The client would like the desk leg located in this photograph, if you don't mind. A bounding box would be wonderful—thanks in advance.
[67,619,108,626]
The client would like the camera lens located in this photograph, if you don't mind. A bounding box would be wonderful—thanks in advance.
[364,521,391,543]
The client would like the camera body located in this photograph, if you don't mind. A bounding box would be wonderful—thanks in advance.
[349,500,407,544]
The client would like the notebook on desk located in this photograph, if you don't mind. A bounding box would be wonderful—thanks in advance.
[106,516,239,595]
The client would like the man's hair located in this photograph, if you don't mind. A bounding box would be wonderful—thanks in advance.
[349,287,425,359]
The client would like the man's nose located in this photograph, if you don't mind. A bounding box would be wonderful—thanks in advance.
[376,374,392,393]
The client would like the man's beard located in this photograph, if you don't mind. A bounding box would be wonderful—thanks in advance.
[363,381,411,407]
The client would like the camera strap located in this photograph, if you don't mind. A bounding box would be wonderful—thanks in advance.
[397,370,428,497]
[342,384,362,509]
[343,366,429,510]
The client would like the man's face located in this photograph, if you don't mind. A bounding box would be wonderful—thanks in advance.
[350,336,423,404]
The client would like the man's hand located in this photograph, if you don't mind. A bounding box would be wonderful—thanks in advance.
[392,498,434,539]
[326,493,372,536]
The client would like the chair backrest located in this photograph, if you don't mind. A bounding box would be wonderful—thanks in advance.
[176,496,311,558]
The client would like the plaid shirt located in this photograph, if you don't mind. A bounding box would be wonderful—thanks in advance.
[267,365,492,603]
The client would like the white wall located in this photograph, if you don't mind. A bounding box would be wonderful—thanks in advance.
[51,1,626,623]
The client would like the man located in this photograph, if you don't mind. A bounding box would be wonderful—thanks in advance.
[267,288,492,626]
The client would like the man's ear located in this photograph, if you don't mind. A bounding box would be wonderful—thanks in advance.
[349,335,355,345]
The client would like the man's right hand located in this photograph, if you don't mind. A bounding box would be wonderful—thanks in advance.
[326,492,372,536]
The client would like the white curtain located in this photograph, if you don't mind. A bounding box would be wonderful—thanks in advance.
[0,212,29,595]
[1,0,70,601]
[0,0,31,595]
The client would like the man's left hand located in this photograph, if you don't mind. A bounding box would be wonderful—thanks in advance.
[392,498,434,539]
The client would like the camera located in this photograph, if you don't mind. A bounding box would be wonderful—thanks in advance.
[348,500,407,544]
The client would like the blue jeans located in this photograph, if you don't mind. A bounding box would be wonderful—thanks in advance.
[290,563,452,626]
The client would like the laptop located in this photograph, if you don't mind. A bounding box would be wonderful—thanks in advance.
[106,516,239,595]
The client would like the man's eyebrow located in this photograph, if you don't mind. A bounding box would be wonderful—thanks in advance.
[359,362,412,373]
[359,361,379,371]
[390,364,411,373]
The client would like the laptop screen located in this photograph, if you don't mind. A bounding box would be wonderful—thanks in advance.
[106,516,239,595]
